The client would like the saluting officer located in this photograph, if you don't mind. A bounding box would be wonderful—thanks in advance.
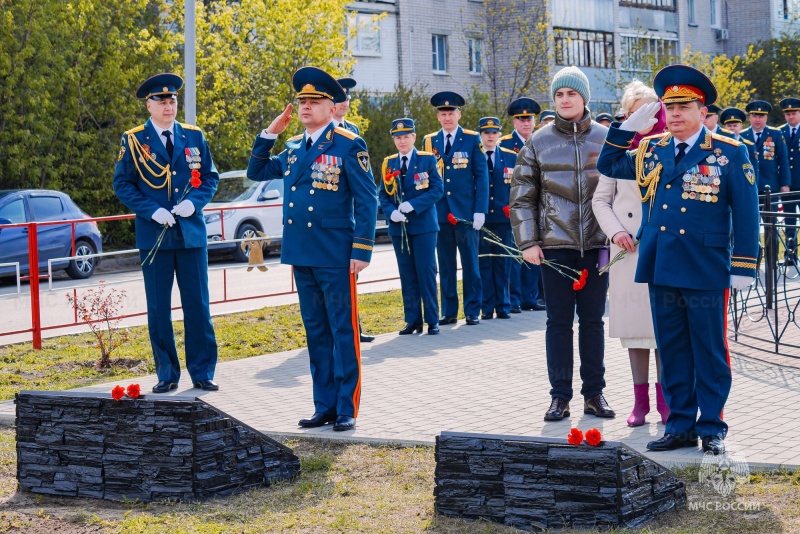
[380,118,444,335]
[741,100,791,193]
[247,67,378,432]
[779,97,800,259]
[478,117,518,319]
[333,78,360,135]
[423,92,489,325]
[720,107,758,180]
[500,98,545,313]
[113,73,220,393]
[597,65,760,455]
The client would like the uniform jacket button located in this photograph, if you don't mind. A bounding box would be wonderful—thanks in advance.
[681,207,686,212]
[660,226,666,231]
[666,184,671,189]
[447,191,451,195]
[308,222,312,227]
[680,229,685,234]
[662,204,668,209]
[289,202,293,207]
[288,219,293,224]
[310,190,314,194]
[175,188,179,193]
[291,186,296,191]
[308,206,313,211]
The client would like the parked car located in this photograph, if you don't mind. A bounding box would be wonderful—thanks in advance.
[375,205,388,238]
[0,190,102,280]
[204,170,284,262]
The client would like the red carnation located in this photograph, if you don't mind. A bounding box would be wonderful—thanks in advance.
[126,383,141,400]
[503,205,510,218]
[447,213,458,226]
[190,171,202,188]
[111,385,125,401]
[585,428,602,447]
[580,269,588,282]
[573,280,585,291]
[567,427,583,446]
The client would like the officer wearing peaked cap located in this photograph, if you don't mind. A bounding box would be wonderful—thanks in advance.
[113,73,220,393]
[500,98,545,313]
[597,65,760,456]
[423,91,489,325]
[595,113,614,127]
[246,66,378,432]
[334,77,361,136]
[741,100,790,193]
[380,118,444,335]
[703,104,733,137]
[720,107,758,181]
[779,97,800,258]
[539,110,556,127]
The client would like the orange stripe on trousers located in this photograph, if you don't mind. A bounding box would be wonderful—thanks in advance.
[350,272,362,418]
[720,288,732,421]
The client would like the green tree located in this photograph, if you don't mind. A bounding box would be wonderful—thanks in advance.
[743,33,800,124]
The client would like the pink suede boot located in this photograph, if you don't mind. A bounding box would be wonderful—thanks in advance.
[655,383,670,425]
[627,383,650,427]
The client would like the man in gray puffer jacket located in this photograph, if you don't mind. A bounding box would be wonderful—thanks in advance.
[510,65,613,422]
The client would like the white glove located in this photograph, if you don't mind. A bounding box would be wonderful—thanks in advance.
[398,201,414,214]
[151,208,176,227]
[731,275,755,290]
[390,210,407,223]
[171,199,195,217]
[472,213,485,231]
[620,101,660,133]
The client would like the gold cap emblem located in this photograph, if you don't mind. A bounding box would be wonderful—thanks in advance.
[444,101,449,106]
[303,84,315,92]
[487,120,495,126]
[397,122,404,129]
[163,86,169,92]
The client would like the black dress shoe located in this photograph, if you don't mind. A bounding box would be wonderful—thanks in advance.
[584,394,615,418]
[520,304,536,310]
[427,323,440,335]
[530,302,546,311]
[360,333,375,343]
[440,316,458,325]
[496,312,511,319]
[152,381,178,394]
[399,322,423,335]
[481,313,493,320]
[192,379,219,391]
[701,435,726,455]
[465,316,480,325]
[647,433,698,451]
[333,415,356,431]
[510,306,522,313]
[298,412,337,428]
[544,397,570,421]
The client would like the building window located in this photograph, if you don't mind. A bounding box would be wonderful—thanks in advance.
[553,28,614,69]
[348,13,381,56]
[687,0,696,24]
[618,0,675,10]
[710,0,719,27]
[621,35,679,73]
[468,38,483,74]
[432,34,448,73]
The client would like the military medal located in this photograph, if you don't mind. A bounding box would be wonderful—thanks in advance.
[717,156,728,166]
[714,148,722,157]
[140,144,152,162]
[706,155,716,163]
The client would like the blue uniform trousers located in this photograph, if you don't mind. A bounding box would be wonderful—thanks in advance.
[294,266,361,418]
[540,248,607,401]
[437,223,482,317]
[648,285,731,438]
[392,232,439,325]
[782,191,800,244]
[140,247,218,384]
[510,260,542,307]
[479,222,511,315]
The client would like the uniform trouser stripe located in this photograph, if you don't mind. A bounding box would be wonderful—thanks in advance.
[350,272,362,418]
[721,288,731,421]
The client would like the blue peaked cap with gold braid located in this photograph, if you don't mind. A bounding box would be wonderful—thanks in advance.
[293,67,347,104]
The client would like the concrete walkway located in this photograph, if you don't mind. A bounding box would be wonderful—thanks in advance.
[3,309,797,470]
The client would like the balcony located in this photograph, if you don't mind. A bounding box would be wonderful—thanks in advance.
[619,0,676,11]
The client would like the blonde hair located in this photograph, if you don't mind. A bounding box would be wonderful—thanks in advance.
[619,80,658,117]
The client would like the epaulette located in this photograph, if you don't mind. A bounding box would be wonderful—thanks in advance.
[288,134,303,142]
[720,127,734,135]
[181,122,201,131]
[462,129,479,135]
[334,126,358,140]
[640,132,670,147]
[423,132,436,139]
[499,134,513,140]
[711,133,742,147]
[499,147,517,155]
[742,138,755,146]
[417,151,434,156]
[768,125,782,132]
[124,125,144,135]
[384,154,398,161]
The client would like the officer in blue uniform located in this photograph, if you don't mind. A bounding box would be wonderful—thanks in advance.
[779,97,800,259]
[478,117,518,319]
[704,104,729,136]
[500,98,545,313]
[597,65,760,455]
[334,78,361,135]
[720,107,758,180]
[423,92,489,325]
[741,100,790,193]
[595,113,614,127]
[113,73,220,393]
[247,67,378,432]
[380,118,444,335]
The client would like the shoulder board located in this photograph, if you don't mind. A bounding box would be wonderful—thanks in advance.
[711,133,741,146]
[462,129,479,135]
[720,127,734,135]
[384,154,398,161]
[124,125,144,135]
[288,134,303,142]
[499,147,517,155]
[423,132,436,139]
[640,132,669,145]
[417,151,434,156]
[334,126,358,140]
[180,122,201,131]
[768,125,782,132]
[499,134,513,140]
[742,138,754,146]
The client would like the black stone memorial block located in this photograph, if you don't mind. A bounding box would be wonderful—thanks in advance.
[434,432,685,531]
[15,391,300,502]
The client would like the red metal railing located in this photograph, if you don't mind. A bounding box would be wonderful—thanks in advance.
[0,206,396,349]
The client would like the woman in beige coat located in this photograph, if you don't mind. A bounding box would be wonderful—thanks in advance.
[592,80,669,427]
